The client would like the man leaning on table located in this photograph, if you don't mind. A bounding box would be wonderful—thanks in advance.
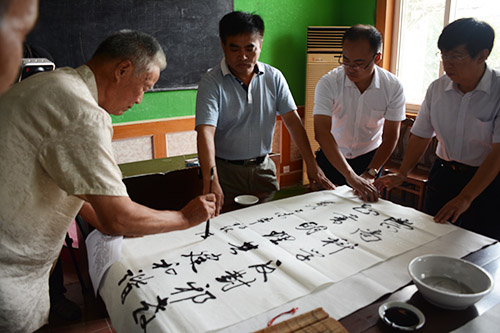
[0,30,216,332]
[375,18,500,241]
[196,11,334,214]
[314,25,406,203]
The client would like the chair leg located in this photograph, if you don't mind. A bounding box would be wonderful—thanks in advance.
[65,233,87,294]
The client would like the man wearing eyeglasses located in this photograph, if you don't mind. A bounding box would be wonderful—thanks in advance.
[376,18,500,241]
[314,25,405,202]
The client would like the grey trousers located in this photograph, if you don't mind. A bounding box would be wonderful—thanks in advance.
[216,155,279,200]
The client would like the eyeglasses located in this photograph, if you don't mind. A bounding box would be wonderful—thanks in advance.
[337,54,377,71]
[436,52,469,63]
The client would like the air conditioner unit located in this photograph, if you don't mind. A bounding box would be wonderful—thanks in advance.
[303,26,348,184]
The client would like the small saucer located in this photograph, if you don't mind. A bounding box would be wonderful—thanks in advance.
[234,195,259,206]
[378,301,425,331]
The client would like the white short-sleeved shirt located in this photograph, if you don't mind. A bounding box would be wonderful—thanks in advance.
[0,66,128,332]
[313,65,406,158]
[195,59,296,160]
[412,66,500,166]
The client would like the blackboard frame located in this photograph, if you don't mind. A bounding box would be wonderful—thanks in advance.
[26,0,233,91]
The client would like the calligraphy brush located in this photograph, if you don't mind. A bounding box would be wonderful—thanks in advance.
[204,166,214,239]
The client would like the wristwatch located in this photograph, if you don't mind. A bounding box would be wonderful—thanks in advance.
[366,168,379,178]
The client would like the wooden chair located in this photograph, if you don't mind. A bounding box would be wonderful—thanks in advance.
[381,118,437,211]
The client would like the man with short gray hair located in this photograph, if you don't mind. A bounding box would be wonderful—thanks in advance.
[0,30,215,332]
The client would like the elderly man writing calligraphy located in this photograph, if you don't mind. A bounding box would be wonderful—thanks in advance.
[0,30,215,332]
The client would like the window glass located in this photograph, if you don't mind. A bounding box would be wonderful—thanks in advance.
[395,0,500,107]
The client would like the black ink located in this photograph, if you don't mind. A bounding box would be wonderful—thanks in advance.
[295,221,327,235]
[181,250,222,273]
[352,203,380,216]
[380,217,414,232]
[351,228,383,242]
[118,269,154,304]
[296,248,326,261]
[330,212,359,224]
[170,282,216,304]
[228,241,259,255]
[215,270,257,291]
[249,216,274,225]
[263,230,296,245]
[220,221,248,233]
[321,237,358,254]
[248,260,279,282]
[152,259,179,275]
[132,295,168,333]
[306,201,336,210]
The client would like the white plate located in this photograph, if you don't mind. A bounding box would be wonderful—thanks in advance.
[378,301,425,331]
[234,195,259,206]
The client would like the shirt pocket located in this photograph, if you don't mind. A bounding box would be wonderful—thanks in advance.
[469,116,493,145]
[367,110,385,129]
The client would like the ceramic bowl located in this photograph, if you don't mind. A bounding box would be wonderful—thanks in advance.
[408,254,493,310]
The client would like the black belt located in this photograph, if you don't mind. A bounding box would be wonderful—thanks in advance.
[216,155,266,166]
[437,158,477,173]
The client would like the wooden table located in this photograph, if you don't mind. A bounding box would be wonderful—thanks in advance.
[339,241,500,332]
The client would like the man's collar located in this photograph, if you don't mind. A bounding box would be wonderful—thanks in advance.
[445,65,493,94]
[343,65,380,90]
[220,58,264,77]
[76,65,98,103]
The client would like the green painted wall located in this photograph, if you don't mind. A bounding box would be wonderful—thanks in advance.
[112,0,376,124]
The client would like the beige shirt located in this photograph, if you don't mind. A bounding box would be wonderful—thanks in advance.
[0,65,128,332]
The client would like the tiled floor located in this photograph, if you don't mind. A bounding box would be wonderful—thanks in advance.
[36,247,115,333]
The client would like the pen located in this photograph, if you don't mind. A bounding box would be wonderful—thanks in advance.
[204,166,214,239]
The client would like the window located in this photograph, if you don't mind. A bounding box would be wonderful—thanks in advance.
[391,0,500,110]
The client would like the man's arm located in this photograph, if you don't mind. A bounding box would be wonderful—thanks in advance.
[434,143,500,223]
[314,114,378,201]
[77,194,215,237]
[196,124,224,215]
[361,120,401,180]
[374,134,432,190]
[280,111,334,190]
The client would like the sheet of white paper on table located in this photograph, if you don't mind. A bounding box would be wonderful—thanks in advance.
[97,186,495,333]
[85,229,123,296]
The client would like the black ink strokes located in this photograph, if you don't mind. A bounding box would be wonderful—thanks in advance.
[215,270,257,292]
[296,248,326,261]
[119,269,154,304]
[248,260,280,282]
[228,241,259,255]
[352,203,380,216]
[380,217,414,232]
[132,295,169,333]
[321,237,358,254]
[305,201,336,210]
[330,212,359,224]
[181,251,222,273]
[220,221,248,233]
[170,282,216,304]
[152,259,180,275]
[295,221,328,235]
[263,230,296,245]
[350,228,383,242]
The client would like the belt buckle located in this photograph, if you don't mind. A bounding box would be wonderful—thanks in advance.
[243,158,257,166]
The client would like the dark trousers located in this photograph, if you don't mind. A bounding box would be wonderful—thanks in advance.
[49,257,67,302]
[315,149,377,185]
[424,158,500,241]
